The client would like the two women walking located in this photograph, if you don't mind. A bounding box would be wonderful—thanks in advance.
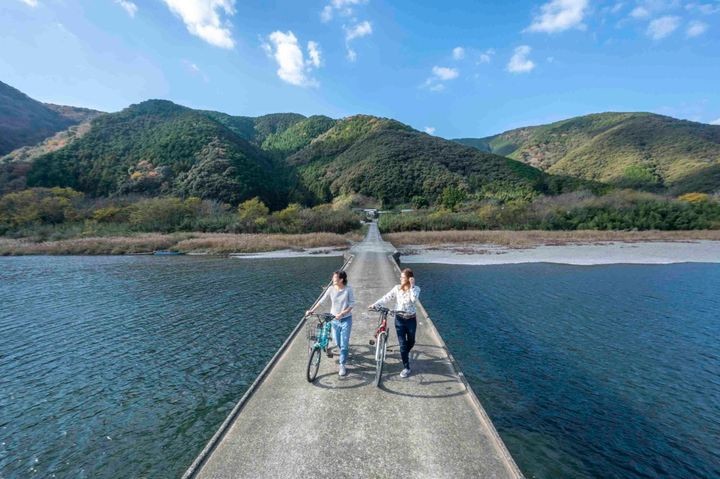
[307,267,420,379]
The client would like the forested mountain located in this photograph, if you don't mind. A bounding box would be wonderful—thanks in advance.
[2,89,557,207]
[200,111,306,145]
[455,113,720,194]
[7,79,718,212]
[286,115,555,204]
[0,81,99,155]
[24,100,289,207]
[43,103,103,124]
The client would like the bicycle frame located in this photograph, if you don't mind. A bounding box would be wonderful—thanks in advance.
[307,312,335,353]
[372,309,389,360]
[369,306,402,386]
[306,312,335,383]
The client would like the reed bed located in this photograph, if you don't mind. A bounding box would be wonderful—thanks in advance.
[0,232,360,256]
[0,234,185,255]
[383,230,720,249]
[174,232,357,254]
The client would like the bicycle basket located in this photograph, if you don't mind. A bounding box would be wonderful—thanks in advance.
[305,318,322,343]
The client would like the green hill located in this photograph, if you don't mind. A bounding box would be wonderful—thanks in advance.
[201,111,306,145]
[287,115,549,205]
[24,100,287,207]
[0,82,574,208]
[262,115,337,156]
[455,112,720,193]
[0,80,100,155]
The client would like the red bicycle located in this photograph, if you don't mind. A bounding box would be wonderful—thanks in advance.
[369,306,398,387]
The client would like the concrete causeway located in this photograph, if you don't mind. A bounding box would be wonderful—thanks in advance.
[185,223,523,479]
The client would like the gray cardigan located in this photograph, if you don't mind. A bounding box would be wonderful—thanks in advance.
[318,285,355,320]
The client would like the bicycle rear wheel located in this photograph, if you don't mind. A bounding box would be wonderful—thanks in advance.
[306,347,321,383]
[374,332,387,387]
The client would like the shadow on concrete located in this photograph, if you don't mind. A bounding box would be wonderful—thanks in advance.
[306,342,469,399]
[377,345,469,399]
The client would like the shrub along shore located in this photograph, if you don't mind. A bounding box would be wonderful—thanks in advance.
[2,187,720,255]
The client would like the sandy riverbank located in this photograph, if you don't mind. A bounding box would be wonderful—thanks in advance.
[398,240,720,265]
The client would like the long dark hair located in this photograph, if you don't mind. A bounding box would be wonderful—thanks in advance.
[334,270,348,285]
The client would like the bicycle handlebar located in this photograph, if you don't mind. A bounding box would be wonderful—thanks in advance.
[368,305,408,316]
[306,312,336,322]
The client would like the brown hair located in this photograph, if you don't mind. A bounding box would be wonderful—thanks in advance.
[400,268,413,290]
[334,270,348,285]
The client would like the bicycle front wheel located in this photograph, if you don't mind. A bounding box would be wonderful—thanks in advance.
[374,332,387,387]
[306,347,321,383]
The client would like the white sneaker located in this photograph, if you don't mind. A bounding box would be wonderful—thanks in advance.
[339,365,347,377]
[400,368,411,378]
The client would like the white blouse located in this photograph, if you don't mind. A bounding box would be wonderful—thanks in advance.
[372,285,421,315]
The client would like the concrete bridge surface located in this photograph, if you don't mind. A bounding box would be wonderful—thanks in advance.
[185,222,523,479]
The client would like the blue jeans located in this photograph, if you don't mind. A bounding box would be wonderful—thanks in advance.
[394,315,417,369]
[331,316,352,365]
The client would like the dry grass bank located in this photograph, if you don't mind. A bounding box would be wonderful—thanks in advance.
[174,232,359,254]
[0,232,361,256]
[383,230,720,248]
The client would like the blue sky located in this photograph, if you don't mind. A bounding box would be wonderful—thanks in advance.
[1,0,718,138]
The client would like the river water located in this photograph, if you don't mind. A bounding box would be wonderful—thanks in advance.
[3,257,719,478]
[0,255,341,478]
[408,262,720,479]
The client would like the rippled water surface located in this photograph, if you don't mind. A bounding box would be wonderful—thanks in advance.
[409,262,720,479]
[0,255,341,478]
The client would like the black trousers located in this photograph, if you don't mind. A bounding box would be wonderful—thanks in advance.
[394,315,417,369]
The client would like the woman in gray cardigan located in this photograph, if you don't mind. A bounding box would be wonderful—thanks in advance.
[307,270,355,377]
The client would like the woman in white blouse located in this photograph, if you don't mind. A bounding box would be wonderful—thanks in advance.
[369,268,420,378]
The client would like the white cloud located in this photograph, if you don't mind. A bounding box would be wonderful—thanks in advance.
[432,66,459,80]
[711,118,720,125]
[345,21,372,41]
[686,20,708,37]
[526,0,589,33]
[424,127,436,135]
[611,2,625,14]
[320,0,368,22]
[182,60,209,82]
[478,48,496,64]
[307,41,322,67]
[20,0,38,6]
[686,3,720,15]
[263,31,321,87]
[115,0,138,18]
[343,21,372,61]
[422,66,459,91]
[630,6,651,18]
[320,1,372,61]
[433,66,460,81]
[647,15,680,39]
[320,5,334,22]
[452,47,465,60]
[507,45,536,73]
[162,0,236,49]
